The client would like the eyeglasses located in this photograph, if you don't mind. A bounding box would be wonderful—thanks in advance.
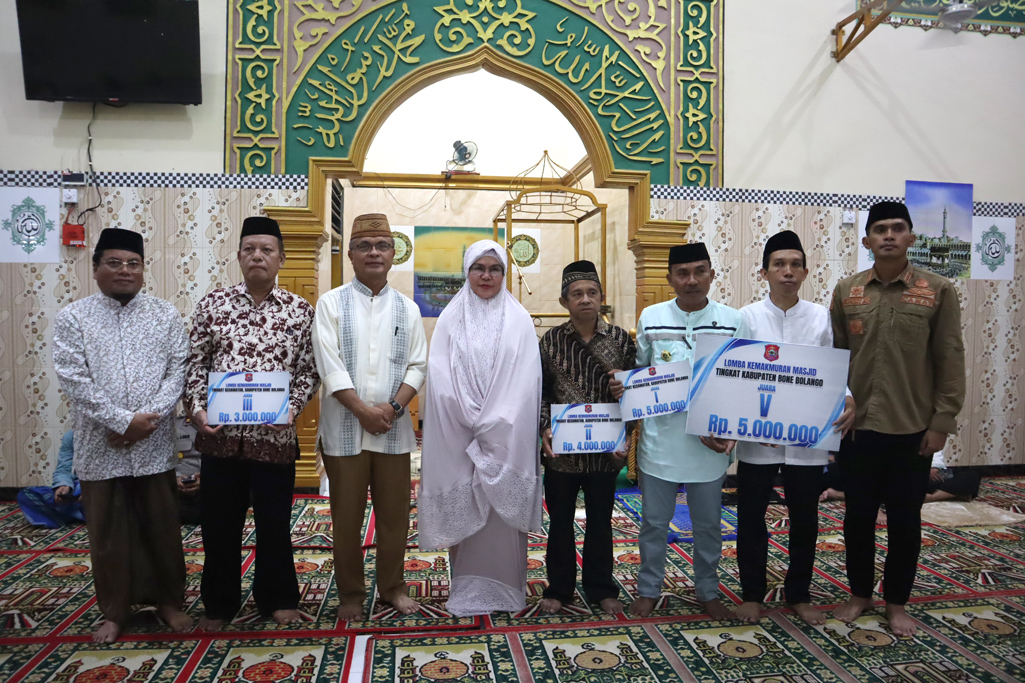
[352,241,395,253]
[102,258,144,272]
[468,264,504,277]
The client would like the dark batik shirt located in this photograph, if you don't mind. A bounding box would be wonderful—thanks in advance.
[540,318,636,474]
[184,283,319,464]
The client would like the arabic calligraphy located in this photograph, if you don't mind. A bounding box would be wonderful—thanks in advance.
[292,0,366,71]
[542,17,667,166]
[866,0,1025,23]
[291,4,425,150]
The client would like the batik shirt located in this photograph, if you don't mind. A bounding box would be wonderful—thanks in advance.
[184,283,319,464]
[53,293,188,481]
[539,319,636,474]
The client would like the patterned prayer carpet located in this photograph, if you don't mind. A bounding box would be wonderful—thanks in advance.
[2,479,1025,681]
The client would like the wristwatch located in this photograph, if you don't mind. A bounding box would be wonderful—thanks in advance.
[388,399,405,418]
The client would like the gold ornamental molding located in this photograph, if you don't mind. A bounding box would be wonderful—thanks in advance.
[260,25,697,486]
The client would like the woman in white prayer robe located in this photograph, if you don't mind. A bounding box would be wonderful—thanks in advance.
[418,240,543,616]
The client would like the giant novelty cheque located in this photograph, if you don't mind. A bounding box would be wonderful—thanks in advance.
[615,360,691,421]
[686,336,850,451]
[551,403,626,455]
[207,371,291,425]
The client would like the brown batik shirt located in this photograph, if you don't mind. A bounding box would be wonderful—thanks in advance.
[540,318,636,474]
[185,282,319,464]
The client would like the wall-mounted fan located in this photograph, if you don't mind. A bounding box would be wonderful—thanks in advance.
[446,140,478,173]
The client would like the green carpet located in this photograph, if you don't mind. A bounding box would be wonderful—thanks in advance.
[3,478,1025,682]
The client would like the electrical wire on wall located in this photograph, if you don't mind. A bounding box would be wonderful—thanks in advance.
[75,101,125,224]
[76,103,103,223]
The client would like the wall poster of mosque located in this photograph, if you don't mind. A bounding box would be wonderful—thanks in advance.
[412,225,505,317]
[905,180,973,280]
[224,0,724,186]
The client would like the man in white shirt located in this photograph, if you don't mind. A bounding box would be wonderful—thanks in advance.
[313,213,427,622]
[735,231,855,625]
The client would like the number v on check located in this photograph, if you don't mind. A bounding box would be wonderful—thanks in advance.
[759,393,773,418]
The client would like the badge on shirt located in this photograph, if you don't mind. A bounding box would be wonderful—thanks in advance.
[906,286,935,298]
[661,349,672,361]
[843,296,872,307]
[900,294,936,308]
[915,278,930,288]
[849,319,864,335]
[850,285,865,297]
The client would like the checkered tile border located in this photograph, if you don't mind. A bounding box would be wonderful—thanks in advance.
[974,201,1025,217]
[0,170,60,187]
[1,170,307,191]
[651,185,1025,216]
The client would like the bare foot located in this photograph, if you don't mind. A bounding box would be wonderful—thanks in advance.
[272,609,302,625]
[158,604,194,633]
[699,598,735,621]
[197,615,226,631]
[819,488,844,502]
[736,601,761,623]
[792,602,826,626]
[629,596,657,617]
[92,620,121,643]
[538,597,562,614]
[336,602,363,622]
[885,603,917,636]
[387,594,419,615]
[599,597,624,615]
[876,510,888,526]
[833,596,873,623]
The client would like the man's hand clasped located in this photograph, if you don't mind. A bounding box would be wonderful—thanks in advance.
[358,402,395,437]
[107,412,160,448]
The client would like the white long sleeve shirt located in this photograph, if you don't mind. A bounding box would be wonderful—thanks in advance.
[313,280,427,456]
[736,297,848,466]
[53,293,188,481]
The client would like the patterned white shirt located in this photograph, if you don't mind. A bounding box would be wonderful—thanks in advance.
[53,293,188,481]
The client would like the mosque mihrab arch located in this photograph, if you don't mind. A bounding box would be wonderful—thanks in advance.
[223,0,724,479]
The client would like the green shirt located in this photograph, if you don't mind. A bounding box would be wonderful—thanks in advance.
[829,262,965,435]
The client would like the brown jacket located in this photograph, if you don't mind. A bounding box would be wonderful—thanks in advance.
[830,262,965,435]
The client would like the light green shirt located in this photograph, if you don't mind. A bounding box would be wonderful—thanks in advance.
[635,298,749,483]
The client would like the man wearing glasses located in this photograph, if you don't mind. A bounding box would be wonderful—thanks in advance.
[186,216,320,630]
[313,213,427,621]
[53,228,190,643]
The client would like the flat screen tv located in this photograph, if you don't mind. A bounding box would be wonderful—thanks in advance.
[16,0,202,105]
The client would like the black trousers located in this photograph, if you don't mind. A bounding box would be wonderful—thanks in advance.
[737,461,822,604]
[543,468,620,604]
[200,454,299,620]
[839,430,930,605]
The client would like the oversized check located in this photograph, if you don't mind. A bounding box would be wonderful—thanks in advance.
[208,371,290,425]
[615,360,691,421]
[686,336,850,450]
[551,403,626,455]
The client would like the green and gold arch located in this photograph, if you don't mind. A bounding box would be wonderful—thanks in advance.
[225,0,723,187]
